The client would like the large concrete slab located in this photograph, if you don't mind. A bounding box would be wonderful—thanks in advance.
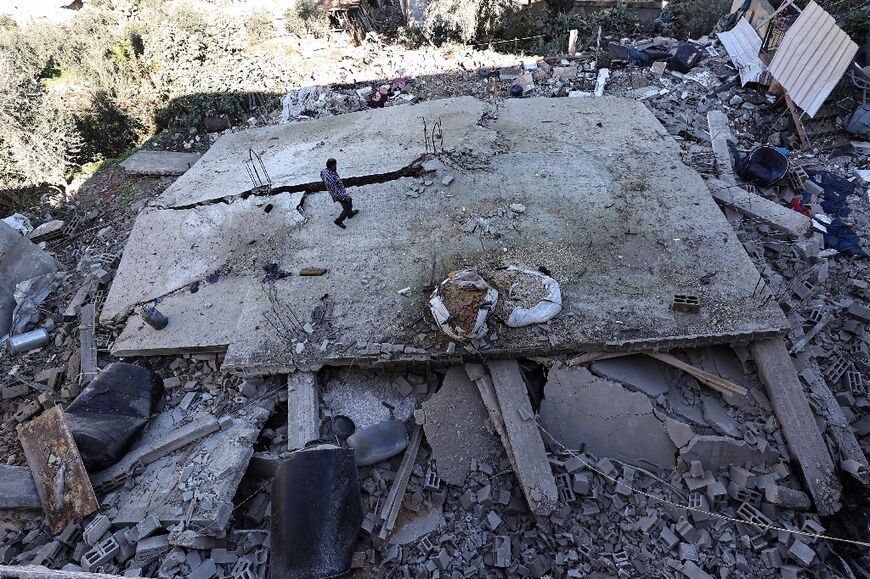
[154,97,495,208]
[120,150,203,176]
[104,97,789,368]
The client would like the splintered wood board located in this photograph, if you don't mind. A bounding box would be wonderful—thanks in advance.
[17,406,98,534]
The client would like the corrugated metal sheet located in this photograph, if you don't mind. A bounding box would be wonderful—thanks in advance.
[767,1,858,118]
[717,17,767,86]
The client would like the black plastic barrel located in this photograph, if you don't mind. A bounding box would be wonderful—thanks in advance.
[271,446,362,579]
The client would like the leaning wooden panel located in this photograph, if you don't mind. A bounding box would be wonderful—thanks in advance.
[17,406,99,534]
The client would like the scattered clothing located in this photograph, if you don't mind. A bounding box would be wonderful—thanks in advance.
[808,170,866,257]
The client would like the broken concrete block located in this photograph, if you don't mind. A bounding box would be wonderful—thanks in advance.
[660,526,680,549]
[680,435,779,469]
[83,515,111,547]
[0,465,41,510]
[120,150,202,176]
[788,539,815,566]
[541,367,677,467]
[189,557,218,579]
[681,561,714,579]
[590,355,675,397]
[765,484,811,510]
[124,514,161,543]
[81,535,120,571]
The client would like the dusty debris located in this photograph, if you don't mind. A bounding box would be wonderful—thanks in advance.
[421,366,501,486]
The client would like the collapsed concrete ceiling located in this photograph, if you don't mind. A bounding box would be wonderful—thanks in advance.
[102,96,789,373]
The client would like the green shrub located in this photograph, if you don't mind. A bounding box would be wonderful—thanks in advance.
[0,63,80,190]
[668,0,730,38]
[843,9,870,44]
[284,0,331,38]
[246,9,276,44]
[422,0,512,43]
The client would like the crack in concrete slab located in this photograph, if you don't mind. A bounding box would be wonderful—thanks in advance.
[154,156,428,211]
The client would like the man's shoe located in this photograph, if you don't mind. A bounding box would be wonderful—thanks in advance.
[348,209,360,219]
[334,219,346,229]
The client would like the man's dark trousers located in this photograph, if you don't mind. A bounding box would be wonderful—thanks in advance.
[336,198,354,224]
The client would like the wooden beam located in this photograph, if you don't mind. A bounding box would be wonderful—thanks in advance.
[706,178,812,237]
[286,372,320,451]
[78,303,98,387]
[487,360,558,516]
[784,92,811,151]
[647,352,748,397]
[751,339,842,515]
[379,425,422,539]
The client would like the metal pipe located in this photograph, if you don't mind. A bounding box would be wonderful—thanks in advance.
[8,329,50,354]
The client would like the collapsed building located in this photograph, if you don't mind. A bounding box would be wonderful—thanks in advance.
[1,1,870,578]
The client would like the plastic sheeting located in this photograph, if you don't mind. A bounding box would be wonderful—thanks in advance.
[279,87,323,123]
[65,363,164,471]
[10,272,66,336]
[429,271,498,342]
[504,266,563,328]
[1,214,32,236]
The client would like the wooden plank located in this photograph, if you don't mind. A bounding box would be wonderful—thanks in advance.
[784,92,811,150]
[287,372,320,451]
[706,178,812,237]
[465,363,517,476]
[796,355,870,487]
[487,360,558,516]
[790,311,834,354]
[647,352,748,397]
[707,111,737,185]
[379,425,422,539]
[79,303,98,387]
[751,339,842,515]
[568,29,578,56]
[17,407,99,534]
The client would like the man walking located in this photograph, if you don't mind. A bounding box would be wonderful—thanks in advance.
[320,158,359,229]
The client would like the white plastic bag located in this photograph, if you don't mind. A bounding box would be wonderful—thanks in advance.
[428,271,498,341]
[504,266,562,327]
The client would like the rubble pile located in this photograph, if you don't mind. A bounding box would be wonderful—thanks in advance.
[1,2,870,578]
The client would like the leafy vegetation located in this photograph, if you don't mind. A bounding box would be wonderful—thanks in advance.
[0,0,299,201]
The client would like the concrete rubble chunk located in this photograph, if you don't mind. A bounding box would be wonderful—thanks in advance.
[107,399,274,533]
[680,435,779,469]
[286,372,320,451]
[484,360,558,516]
[541,367,679,467]
[421,366,502,486]
[0,465,42,510]
[590,355,675,397]
[119,150,203,176]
